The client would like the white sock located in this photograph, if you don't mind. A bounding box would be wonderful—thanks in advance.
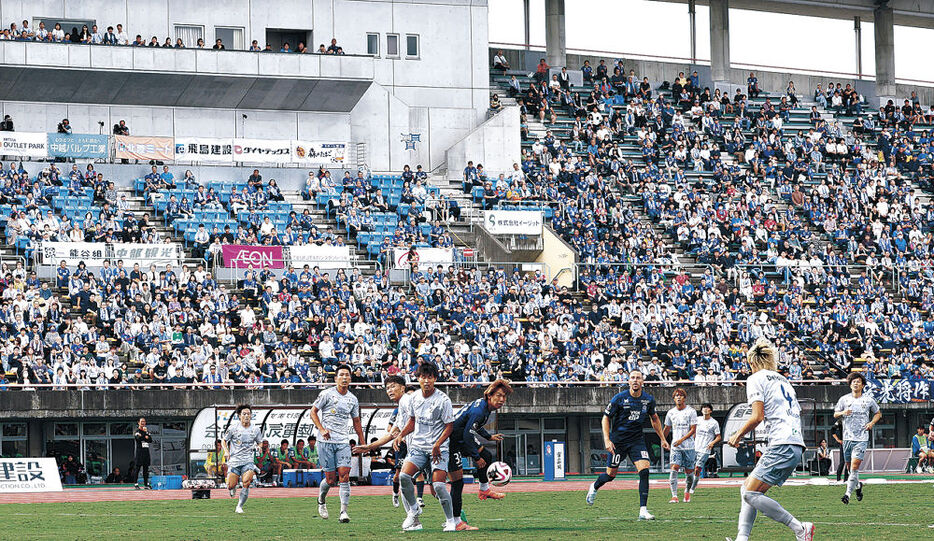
[339,481,350,512]
[845,469,859,497]
[479,482,490,491]
[744,489,802,533]
[640,505,648,514]
[685,472,695,493]
[433,482,455,522]
[736,487,757,541]
[669,470,679,497]
[318,481,330,505]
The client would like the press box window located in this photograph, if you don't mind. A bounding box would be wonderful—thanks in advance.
[387,34,399,58]
[367,33,379,56]
[405,34,419,58]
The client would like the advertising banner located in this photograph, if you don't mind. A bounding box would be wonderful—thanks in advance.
[290,141,347,166]
[111,243,181,268]
[47,133,109,159]
[289,245,351,268]
[38,242,106,266]
[391,247,453,269]
[0,458,64,493]
[174,137,234,163]
[866,377,933,404]
[232,138,291,164]
[0,132,47,158]
[222,244,285,269]
[484,210,544,235]
[114,135,175,161]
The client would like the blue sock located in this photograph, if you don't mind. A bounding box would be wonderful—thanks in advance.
[638,469,649,507]
[594,473,613,490]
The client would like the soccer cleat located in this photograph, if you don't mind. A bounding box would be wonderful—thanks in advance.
[917,464,924,474]
[460,511,469,524]
[586,482,597,506]
[796,522,815,541]
[638,510,655,521]
[669,496,679,504]
[417,497,425,508]
[455,521,479,531]
[392,493,400,507]
[145,484,152,490]
[229,488,236,498]
[235,505,244,514]
[684,491,692,503]
[402,514,423,531]
[339,511,350,523]
[855,482,863,501]
[135,484,140,490]
[318,503,329,519]
[478,488,505,500]
[841,494,849,505]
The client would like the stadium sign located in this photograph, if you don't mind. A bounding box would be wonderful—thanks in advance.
[38,241,106,266]
[291,141,347,166]
[289,245,351,268]
[232,138,292,164]
[222,245,285,269]
[391,247,454,269]
[174,137,234,163]
[112,243,181,268]
[721,402,769,470]
[0,458,63,493]
[866,378,933,404]
[484,210,543,235]
[47,133,109,159]
[114,135,175,161]
[0,131,47,158]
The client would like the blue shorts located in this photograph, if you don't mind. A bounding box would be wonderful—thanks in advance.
[751,444,803,487]
[694,451,711,470]
[318,441,352,472]
[405,446,450,473]
[670,448,696,468]
[842,440,868,463]
[395,441,408,471]
[606,440,650,469]
[229,463,259,478]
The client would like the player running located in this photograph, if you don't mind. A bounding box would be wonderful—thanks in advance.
[834,372,881,505]
[688,403,721,498]
[394,362,463,531]
[586,369,669,521]
[310,364,364,523]
[223,404,263,514]
[447,379,514,529]
[353,375,414,509]
[727,338,814,541]
[663,388,697,503]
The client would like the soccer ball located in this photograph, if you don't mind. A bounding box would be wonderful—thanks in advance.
[486,461,512,487]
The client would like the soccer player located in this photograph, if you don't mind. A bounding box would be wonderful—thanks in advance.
[353,375,409,508]
[688,403,721,497]
[394,362,462,531]
[223,404,263,514]
[663,388,697,503]
[310,364,364,523]
[834,372,881,504]
[727,338,814,541]
[586,369,669,521]
[448,379,513,529]
[911,426,933,473]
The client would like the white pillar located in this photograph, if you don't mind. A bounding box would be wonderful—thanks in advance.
[545,0,566,68]
[709,0,730,83]
[873,6,896,101]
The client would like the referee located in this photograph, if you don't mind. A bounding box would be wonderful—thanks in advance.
[134,417,153,489]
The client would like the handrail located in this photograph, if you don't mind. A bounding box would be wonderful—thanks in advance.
[0,379,852,390]
[490,41,934,87]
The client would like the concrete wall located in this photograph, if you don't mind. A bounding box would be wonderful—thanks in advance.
[536,225,577,288]
[445,105,520,180]
[1,384,927,420]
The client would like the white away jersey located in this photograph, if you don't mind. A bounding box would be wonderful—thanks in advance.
[664,406,697,450]
[396,392,415,447]
[746,370,805,447]
[224,423,263,468]
[834,393,880,443]
[403,389,454,452]
[694,416,721,452]
[313,387,360,444]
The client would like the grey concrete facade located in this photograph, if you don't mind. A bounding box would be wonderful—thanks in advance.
[544,0,566,69]
[873,5,897,102]
[708,0,730,83]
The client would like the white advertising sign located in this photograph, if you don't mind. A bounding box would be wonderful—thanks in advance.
[0,458,64,493]
[391,247,454,269]
[289,245,351,268]
[0,132,48,158]
[232,138,292,163]
[290,141,347,166]
[111,243,181,268]
[484,210,544,235]
[38,242,106,266]
[554,442,566,479]
[175,137,234,163]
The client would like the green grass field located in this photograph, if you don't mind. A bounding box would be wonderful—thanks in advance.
[2,483,929,540]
